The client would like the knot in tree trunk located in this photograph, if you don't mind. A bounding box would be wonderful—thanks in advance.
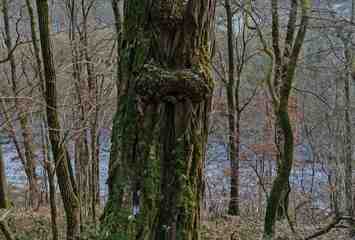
[135,63,213,103]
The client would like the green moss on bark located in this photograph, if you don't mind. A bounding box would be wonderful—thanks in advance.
[101,1,215,239]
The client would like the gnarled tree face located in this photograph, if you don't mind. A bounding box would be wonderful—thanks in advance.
[102,1,215,239]
[124,0,216,104]
[123,0,215,67]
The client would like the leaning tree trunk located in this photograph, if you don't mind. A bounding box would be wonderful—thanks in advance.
[101,1,216,239]
[263,0,310,239]
[35,1,80,239]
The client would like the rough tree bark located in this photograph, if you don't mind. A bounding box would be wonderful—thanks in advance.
[344,44,353,237]
[342,0,355,236]
[35,0,80,239]
[101,1,216,239]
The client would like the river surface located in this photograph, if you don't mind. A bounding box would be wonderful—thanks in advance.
[1,135,332,209]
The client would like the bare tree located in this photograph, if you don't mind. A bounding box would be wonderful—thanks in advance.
[35,0,80,239]
[263,0,311,239]
[2,0,40,209]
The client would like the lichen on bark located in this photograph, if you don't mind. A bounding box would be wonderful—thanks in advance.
[101,1,215,239]
[136,63,213,103]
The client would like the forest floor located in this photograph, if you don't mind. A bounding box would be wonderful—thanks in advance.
[202,211,348,240]
[0,207,348,240]
[0,186,348,240]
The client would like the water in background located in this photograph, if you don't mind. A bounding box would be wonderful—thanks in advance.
[2,134,331,209]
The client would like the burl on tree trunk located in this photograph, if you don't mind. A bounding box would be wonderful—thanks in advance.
[101,1,216,239]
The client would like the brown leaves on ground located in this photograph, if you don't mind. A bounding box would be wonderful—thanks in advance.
[201,211,350,240]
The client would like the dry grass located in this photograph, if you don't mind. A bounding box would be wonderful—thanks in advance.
[201,212,349,240]
[0,195,349,240]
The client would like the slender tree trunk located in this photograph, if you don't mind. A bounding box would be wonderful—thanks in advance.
[225,0,239,216]
[47,163,58,240]
[0,142,8,209]
[263,1,310,239]
[41,121,59,240]
[35,1,80,239]
[0,144,13,240]
[0,132,12,240]
[25,0,45,93]
[25,1,59,238]
[2,0,39,209]
[81,8,100,216]
[101,1,216,239]
[66,0,90,226]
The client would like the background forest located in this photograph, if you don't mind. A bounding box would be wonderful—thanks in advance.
[0,0,354,240]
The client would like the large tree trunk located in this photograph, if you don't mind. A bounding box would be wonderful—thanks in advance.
[344,45,354,238]
[337,6,355,235]
[35,1,80,239]
[101,1,216,239]
[346,2,355,237]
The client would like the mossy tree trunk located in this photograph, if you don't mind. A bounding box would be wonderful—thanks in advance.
[36,0,80,239]
[263,0,310,239]
[101,1,216,239]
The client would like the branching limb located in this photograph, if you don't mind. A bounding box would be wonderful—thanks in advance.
[304,216,354,240]
[263,48,280,108]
